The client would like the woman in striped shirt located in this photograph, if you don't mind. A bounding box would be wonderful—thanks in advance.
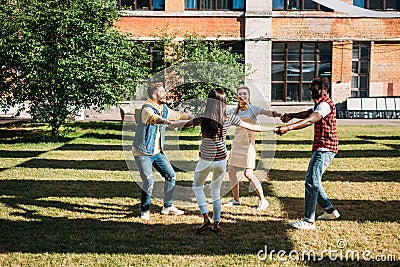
[176,88,274,233]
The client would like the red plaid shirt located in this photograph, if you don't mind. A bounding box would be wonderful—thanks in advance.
[312,96,339,154]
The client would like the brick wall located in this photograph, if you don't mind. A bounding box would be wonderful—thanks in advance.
[116,1,400,102]
[115,17,244,38]
[273,18,400,99]
[165,0,184,12]
[272,18,400,40]
[331,41,352,103]
[370,42,400,96]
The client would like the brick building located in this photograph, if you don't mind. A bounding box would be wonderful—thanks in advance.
[114,0,400,114]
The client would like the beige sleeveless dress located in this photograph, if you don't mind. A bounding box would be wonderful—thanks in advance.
[227,117,257,169]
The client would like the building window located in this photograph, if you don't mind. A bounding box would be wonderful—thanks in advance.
[146,40,244,74]
[186,0,245,11]
[271,42,332,102]
[118,0,165,10]
[220,41,245,63]
[353,0,400,11]
[273,0,333,11]
[148,42,164,73]
[351,42,370,97]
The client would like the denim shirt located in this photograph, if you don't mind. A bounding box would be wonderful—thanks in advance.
[133,104,169,155]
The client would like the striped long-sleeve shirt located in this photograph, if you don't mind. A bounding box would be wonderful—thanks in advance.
[192,114,241,161]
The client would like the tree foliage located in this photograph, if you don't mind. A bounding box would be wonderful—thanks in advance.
[0,0,150,136]
[152,31,253,113]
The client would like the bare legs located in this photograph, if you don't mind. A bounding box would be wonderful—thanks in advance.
[227,165,266,202]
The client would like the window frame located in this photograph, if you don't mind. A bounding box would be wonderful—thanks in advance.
[353,0,400,11]
[117,0,165,11]
[271,42,332,102]
[351,42,370,98]
[148,42,164,73]
[219,40,245,63]
[185,0,245,11]
[272,0,333,11]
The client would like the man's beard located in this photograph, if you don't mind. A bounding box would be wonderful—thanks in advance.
[157,98,166,104]
[311,91,319,100]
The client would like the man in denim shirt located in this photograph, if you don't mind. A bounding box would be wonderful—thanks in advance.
[133,82,193,221]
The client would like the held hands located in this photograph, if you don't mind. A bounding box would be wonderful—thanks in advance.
[165,120,178,131]
[274,113,291,135]
[167,120,192,131]
[280,113,291,123]
[275,125,289,136]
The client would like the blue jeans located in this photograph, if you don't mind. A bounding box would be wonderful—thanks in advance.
[304,151,335,222]
[134,152,176,212]
[192,158,226,222]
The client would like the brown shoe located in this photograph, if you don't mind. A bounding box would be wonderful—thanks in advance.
[196,219,212,233]
[211,222,221,233]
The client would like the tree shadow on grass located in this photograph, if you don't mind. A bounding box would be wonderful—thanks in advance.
[270,149,400,158]
[16,159,132,171]
[268,169,400,183]
[357,135,400,141]
[0,180,139,199]
[274,139,377,145]
[66,121,123,131]
[0,215,292,256]
[0,129,74,144]
[0,150,44,158]
[165,135,202,141]
[79,132,123,140]
[55,144,123,151]
[1,179,397,262]
[278,196,400,223]
[0,179,293,256]
[14,158,203,173]
[0,121,126,145]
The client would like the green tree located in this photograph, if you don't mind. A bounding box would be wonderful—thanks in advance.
[153,32,252,113]
[0,0,150,136]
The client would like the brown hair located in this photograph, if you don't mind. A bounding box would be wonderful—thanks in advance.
[201,88,227,138]
[147,82,164,98]
[234,86,251,114]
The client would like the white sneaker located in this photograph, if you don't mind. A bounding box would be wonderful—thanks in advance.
[289,219,316,230]
[317,209,340,220]
[256,199,269,211]
[161,205,184,215]
[140,210,150,221]
[224,199,241,206]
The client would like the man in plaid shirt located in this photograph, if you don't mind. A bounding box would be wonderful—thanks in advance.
[276,76,340,230]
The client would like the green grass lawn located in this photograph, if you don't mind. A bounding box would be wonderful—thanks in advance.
[0,121,399,266]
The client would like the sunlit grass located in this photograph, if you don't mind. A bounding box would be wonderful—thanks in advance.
[0,121,399,266]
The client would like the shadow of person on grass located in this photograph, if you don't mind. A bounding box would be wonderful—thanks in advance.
[0,179,292,257]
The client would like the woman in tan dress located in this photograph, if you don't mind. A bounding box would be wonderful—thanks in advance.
[225,86,281,210]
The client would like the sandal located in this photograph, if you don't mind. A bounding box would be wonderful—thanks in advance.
[196,219,212,233]
[211,222,221,233]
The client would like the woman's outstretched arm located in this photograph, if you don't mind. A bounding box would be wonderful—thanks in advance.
[238,120,275,132]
